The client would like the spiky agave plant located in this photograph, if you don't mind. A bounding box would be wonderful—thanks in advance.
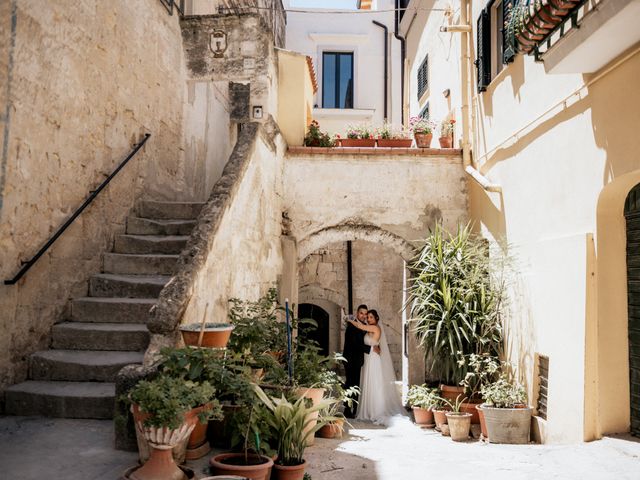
[254,386,338,466]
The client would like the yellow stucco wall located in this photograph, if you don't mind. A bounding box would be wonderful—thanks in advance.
[277,49,315,147]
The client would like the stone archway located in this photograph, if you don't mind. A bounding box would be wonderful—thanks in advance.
[297,223,416,263]
[595,169,640,437]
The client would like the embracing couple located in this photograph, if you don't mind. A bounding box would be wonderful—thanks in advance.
[342,304,404,424]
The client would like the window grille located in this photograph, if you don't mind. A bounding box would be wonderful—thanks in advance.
[537,355,549,420]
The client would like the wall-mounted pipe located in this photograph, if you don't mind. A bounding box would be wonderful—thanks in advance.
[394,0,407,125]
[372,20,389,122]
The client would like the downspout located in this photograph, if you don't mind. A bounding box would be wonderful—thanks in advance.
[440,0,502,193]
[372,20,389,122]
[347,241,353,315]
[394,0,406,125]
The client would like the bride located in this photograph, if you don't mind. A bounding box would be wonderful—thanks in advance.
[346,309,405,423]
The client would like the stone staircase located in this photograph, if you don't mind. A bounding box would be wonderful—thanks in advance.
[5,200,203,419]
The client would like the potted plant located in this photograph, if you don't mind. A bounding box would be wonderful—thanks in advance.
[304,120,337,147]
[409,116,435,148]
[341,124,376,147]
[254,385,338,480]
[458,353,502,433]
[438,119,455,148]
[126,375,222,480]
[406,384,439,427]
[179,322,234,348]
[442,395,472,442]
[376,123,413,148]
[479,375,532,444]
[317,384,359,438]
[408,223,505,405]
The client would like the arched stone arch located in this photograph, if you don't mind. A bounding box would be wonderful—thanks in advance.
[297,223,416,263]
[299,284,346,310]
[298,285,346,354]
[594,168,640,438]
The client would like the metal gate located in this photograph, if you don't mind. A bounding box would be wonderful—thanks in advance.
[625,183,640,437]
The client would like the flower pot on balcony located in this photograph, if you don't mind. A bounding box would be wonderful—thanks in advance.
[438,136,453,148]
[179,323,234,348]
[414,133,432,148]
[340,138,376,147]
[377,138,413,148]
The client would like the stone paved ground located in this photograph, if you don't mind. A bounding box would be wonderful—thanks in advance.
[1,415,639,480]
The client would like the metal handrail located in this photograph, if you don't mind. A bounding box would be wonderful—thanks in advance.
[4,134,151,285]
[159,0,185,16]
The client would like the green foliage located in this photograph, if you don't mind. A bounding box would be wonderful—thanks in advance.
[458,353,502,398]
[407,222,505,384]
[128,375,222,430]
[480,376,527,408]
[303,474,312,480]
[376,122,411,140]
[304,120,337,147]
[254,385,338,466]
[406,384,441,410]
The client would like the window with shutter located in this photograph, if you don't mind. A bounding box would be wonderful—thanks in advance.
[417,55,429,99]
[476,8,491,92]
[419,102,429,119]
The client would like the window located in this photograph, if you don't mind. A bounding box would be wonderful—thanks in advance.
[476,0,515,92]
[419,102,429,119]
[537,355,549,420]
[417,55,429,99]
[322,52,354,109]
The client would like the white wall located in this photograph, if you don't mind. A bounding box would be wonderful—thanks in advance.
[286,0,402,135]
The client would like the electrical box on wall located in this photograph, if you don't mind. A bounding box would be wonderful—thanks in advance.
[252,106,263,119]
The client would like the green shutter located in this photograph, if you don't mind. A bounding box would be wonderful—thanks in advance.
[476,8,491,92]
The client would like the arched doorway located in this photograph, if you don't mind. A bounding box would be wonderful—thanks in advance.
[298,303,330,356]
[625,183,640,437]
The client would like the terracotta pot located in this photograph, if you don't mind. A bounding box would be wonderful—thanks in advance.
[432,409,449,430]
[272,460,307,480]
[209,404,242,449]
[376,138,413,148]
[439,384,465,402]
[414,132,432,148]
[481,404,532,444]
[412,407,434,426]
[185,405,212,460]
[445,412,472,442]
[459,402,480,424]
[438,136,453,148]
[209,453,274,480]
[123,465,195,480]
[179,323,234,348]
[340,138,376,147]
[477,404,488,440]
[295,387,325,446]
[130,405,197,480]
[316,419,344,438]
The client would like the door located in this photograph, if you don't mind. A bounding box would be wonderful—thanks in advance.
[298,303,330,357]
[625,183,640,436]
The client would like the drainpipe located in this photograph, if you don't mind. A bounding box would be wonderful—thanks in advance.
[347,241,353,315]
[372,20,389,122]
[440,0,502,193]
[394,0,406,125]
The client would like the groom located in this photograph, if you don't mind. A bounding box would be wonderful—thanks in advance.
[342,304,380,418]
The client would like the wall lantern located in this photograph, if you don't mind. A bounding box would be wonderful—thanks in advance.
[210,30,228,58]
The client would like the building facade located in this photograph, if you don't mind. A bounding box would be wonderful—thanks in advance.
[401,0,640,443]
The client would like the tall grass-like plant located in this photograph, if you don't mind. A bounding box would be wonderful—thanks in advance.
[254,386,337,466]
[407,223,505,385]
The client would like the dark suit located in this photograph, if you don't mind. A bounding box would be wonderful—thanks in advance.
[342,317,371,417]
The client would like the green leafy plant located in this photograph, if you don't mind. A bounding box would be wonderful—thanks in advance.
[409,116,435,134]
[254,385,338,466]
[439,394,468,413]
[407,222,506,385]
[458,353,502,399]
[376,122,411,139]
[346,123,374,139]
[406,384,441,410]
[439,119,456,138]
[128,375,222,430]
[304,120,337,147]
[480,376,526,408]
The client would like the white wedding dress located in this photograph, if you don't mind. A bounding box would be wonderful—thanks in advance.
[356,325,405,424]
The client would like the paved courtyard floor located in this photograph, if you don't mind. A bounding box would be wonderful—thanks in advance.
[1,415,639,480]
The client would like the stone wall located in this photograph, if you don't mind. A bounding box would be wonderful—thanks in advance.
[299,240,405,379]
[0,0,189,394]
[147,119,287,357]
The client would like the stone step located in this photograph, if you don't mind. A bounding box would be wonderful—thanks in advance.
[89,273,169,298]
[5,381,115,419]
[71,297,156,323]
[103,253,179,275]
[30,350,143,382]
[51,322,149,351]
[114,234,189,255]
[127,217,196,236]
[138,200,205,220]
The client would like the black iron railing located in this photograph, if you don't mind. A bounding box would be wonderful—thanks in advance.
[4,134,151,285]
[159,0,185,16]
